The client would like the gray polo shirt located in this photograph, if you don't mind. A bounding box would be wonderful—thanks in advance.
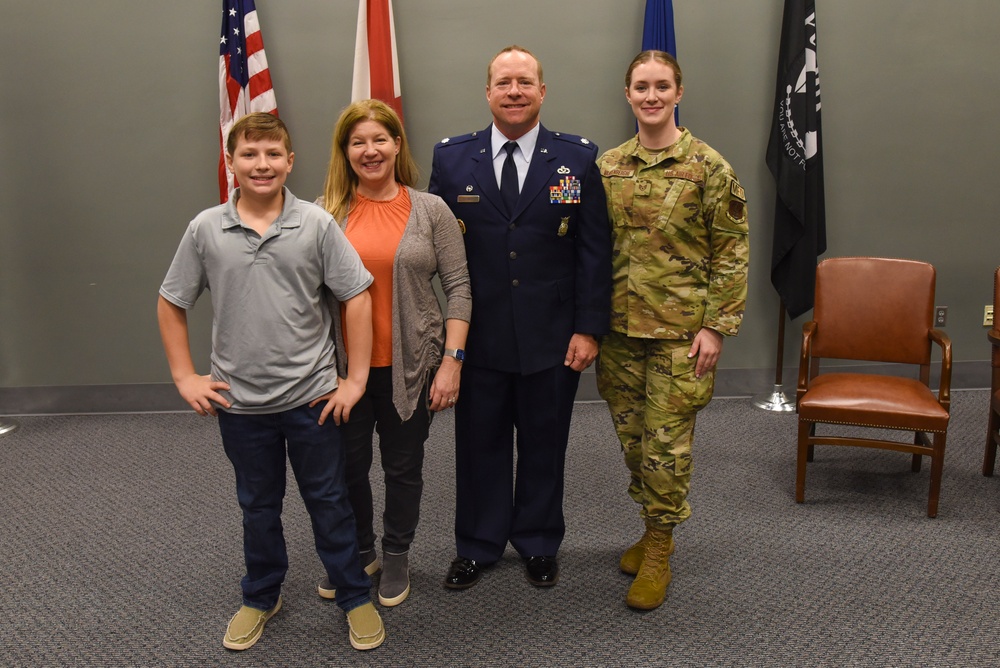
[159,187,373,414]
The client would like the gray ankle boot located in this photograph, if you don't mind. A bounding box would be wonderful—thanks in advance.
[378,550,410,607]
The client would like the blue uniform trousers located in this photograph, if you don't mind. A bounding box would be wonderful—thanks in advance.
[454,363,580,562]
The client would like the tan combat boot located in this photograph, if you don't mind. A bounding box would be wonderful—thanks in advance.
[619,527,653,575]
[625,526,674,610]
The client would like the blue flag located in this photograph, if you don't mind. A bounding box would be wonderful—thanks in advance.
[641,0,678,123]
[641,0,676,55]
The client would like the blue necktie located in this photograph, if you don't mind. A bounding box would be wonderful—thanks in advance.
[500,141,519,216]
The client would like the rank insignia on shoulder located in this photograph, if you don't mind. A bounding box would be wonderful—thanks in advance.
[581,138,591,145]
[440,137,450,143]
[730,181,746,201]
[557,217,570,236]
[457,218,466,234]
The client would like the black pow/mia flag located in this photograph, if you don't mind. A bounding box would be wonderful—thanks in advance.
[766,0,826,319]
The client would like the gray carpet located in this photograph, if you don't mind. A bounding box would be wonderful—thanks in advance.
[1,390,998,667]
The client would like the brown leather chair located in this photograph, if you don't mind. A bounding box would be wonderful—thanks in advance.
[795,257,952,518]
[983,267,1000,476]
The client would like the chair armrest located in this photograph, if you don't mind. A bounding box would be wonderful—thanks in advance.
[928,328,952,407]
[797,321,818,404]
[989,328,1000,373]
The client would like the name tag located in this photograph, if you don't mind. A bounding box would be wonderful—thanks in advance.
[457,195,480,203]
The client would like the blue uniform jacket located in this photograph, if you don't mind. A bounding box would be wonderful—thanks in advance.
[429,124,612,375]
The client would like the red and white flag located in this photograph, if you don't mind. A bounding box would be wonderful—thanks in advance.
[219,0,278,203]
[352,0,403,120]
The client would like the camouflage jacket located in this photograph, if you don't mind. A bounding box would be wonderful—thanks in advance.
[597,130,749,339]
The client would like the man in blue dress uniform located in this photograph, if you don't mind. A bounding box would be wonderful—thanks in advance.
[429,45,611,589]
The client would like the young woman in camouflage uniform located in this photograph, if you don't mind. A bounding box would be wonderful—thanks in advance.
[596,51,749,610]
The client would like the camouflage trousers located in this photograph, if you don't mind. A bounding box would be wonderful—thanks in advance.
[596,332,715,529]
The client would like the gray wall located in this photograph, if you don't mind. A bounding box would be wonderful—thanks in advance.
[1,1,997,409]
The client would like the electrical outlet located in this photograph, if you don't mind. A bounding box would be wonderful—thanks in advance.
[985,305,994,327]
[934,306,947,327]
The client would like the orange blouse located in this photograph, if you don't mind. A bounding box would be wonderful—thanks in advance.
[343,186,411,367]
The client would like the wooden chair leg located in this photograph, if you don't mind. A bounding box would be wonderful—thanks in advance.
[984,408,999,477]
[796,419,812,503]
[927,432,946,519]
[806,424,815,462]
[911,432,922,472]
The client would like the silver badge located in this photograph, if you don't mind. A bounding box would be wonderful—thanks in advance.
[441,137,450,143]
[557,166,570,175]
[580,138,590,145]
[540,148,548,154]
[466,185,473,192]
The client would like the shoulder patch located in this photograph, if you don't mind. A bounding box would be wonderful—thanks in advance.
[730,181,746,201]
[727,200,747,224]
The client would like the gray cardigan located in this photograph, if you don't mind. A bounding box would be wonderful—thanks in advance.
[328,187,472,421]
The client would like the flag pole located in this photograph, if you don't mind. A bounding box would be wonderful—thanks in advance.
[0,418,18,436]
[752,300,795,412]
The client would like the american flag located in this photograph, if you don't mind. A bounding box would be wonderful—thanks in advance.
[352,0,404,121]
[218,0,278,203]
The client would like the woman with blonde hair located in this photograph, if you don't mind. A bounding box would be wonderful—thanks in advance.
[317,99,471,606]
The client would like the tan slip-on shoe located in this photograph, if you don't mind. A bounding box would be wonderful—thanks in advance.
[346,601,385,650]
[222,596,282,651]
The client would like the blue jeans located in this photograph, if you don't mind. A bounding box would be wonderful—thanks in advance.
[218,403,372,612]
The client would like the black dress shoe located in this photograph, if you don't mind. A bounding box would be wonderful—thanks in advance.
[525,556,559,587]
[444,557,483,589]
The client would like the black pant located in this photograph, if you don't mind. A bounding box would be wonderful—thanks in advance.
[341,366,430,554]
[454,363,581,562]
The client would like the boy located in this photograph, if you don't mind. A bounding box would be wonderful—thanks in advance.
[157,112,384,651]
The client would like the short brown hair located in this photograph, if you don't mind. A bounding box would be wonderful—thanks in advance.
[625,50,682,90]
[487,45,544,85]
[226,112,291,155]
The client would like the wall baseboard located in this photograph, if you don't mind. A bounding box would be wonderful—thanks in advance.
[0,361,989,416]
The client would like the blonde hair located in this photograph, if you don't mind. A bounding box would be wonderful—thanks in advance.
[320,99,418,221]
